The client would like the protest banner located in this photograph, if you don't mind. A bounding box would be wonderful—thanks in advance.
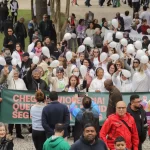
[0,89,150,125]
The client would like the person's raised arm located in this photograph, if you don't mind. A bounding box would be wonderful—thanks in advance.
[70,94,80,118]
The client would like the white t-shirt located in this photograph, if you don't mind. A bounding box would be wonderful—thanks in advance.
[68,87,75,92]
[140,11,150,25]
[123,16,132,30]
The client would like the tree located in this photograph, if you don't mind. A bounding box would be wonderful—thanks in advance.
[65,0,70,19]
[36,0,47,22]
[31,0,34,18]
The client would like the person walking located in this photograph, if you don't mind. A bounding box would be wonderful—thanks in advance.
[70,123,108,150]
[42,91,70,138]
[127,95,148,150]
[43,124,70,150]
[30,90,46,150]
[100,101,139,150]
[104,79,123,117]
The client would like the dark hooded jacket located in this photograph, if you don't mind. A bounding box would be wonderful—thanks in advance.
[0,135,13,150]
[127,103,147,143]
[70,136,108,150]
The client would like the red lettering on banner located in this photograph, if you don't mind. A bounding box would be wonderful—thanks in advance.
[13,95,19,102]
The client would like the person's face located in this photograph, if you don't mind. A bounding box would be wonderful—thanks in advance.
[97,70,104,79]
[83,127,97,143]
[94,19,98,24]
[33,72,40,79]
[133,60,140,68]
[45,38,51,44]
[121,74,127,81]
[22,56,29,62]
[8,29,13,35]
[70,77,77,87]
[90,23,94,29]
[115,141,126,150]
[16,44,21,51]
[38,69,44,77]
[109,65,115,74]
[20,18,24,23]
[36,42,42,48]
[116,62,121,69]
[13,72,19,80]
[104,21,108,27]
[83,60,89,67]
[131,98,142,109]
[93,50,99,57]
[96,29,101,34]
[73,68,80,77]
[33,18,37,23]
[0,126,6,138]
[56,71,63,79]
[79,54,85,61]
[116,103,127,117]
[104,82,111,91]
[43,16,48,21]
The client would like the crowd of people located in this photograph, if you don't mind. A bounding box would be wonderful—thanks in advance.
[0,0,150,150]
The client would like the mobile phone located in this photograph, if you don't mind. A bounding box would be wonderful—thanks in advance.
[78,93,86,97]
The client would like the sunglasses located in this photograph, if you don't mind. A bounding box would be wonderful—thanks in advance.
[8,31,12,32]
[133,61,139,64]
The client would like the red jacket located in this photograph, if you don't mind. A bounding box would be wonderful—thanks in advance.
[99,113,139,150]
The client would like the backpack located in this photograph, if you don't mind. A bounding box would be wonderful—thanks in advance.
[81,108,96,127]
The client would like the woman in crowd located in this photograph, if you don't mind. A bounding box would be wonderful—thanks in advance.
[76,19,86,46]
[30,90,46,150]
[32,40,43,57]
[64,75,86,92]
[12,43,24,64]
[7,67,27,139]
[26,64,49,91]
[107,62,117,77]
[0,122,13,150]
[82,58,95,89]
[112,69,132,92]
[48,67,68,92]
[89,67,106,92]
[91,48,100,68]
[86,22,95,39]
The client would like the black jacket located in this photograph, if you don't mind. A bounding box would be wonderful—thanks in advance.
[3,34,17,53]
[15,21,27,39]
[70,136,108,150]
[42,101,70,138]
[0,137,13,150]
[26,68,49,91]
[127,104,147,143]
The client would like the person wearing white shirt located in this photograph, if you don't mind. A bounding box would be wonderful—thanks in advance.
[7,67,27,139]
[112,69,132,92]
[139,6,150,26]
[89,67,106,92]
[7,68,27,90]
[123,11,132,32]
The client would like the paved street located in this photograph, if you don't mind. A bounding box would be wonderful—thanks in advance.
[9,0,150,149]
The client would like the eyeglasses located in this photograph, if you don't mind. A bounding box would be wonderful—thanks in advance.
[57,72,63,74]
[116,64,121,66]
[8,31,12,32]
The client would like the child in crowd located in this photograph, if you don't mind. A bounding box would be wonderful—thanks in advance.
[114,136,127,150]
